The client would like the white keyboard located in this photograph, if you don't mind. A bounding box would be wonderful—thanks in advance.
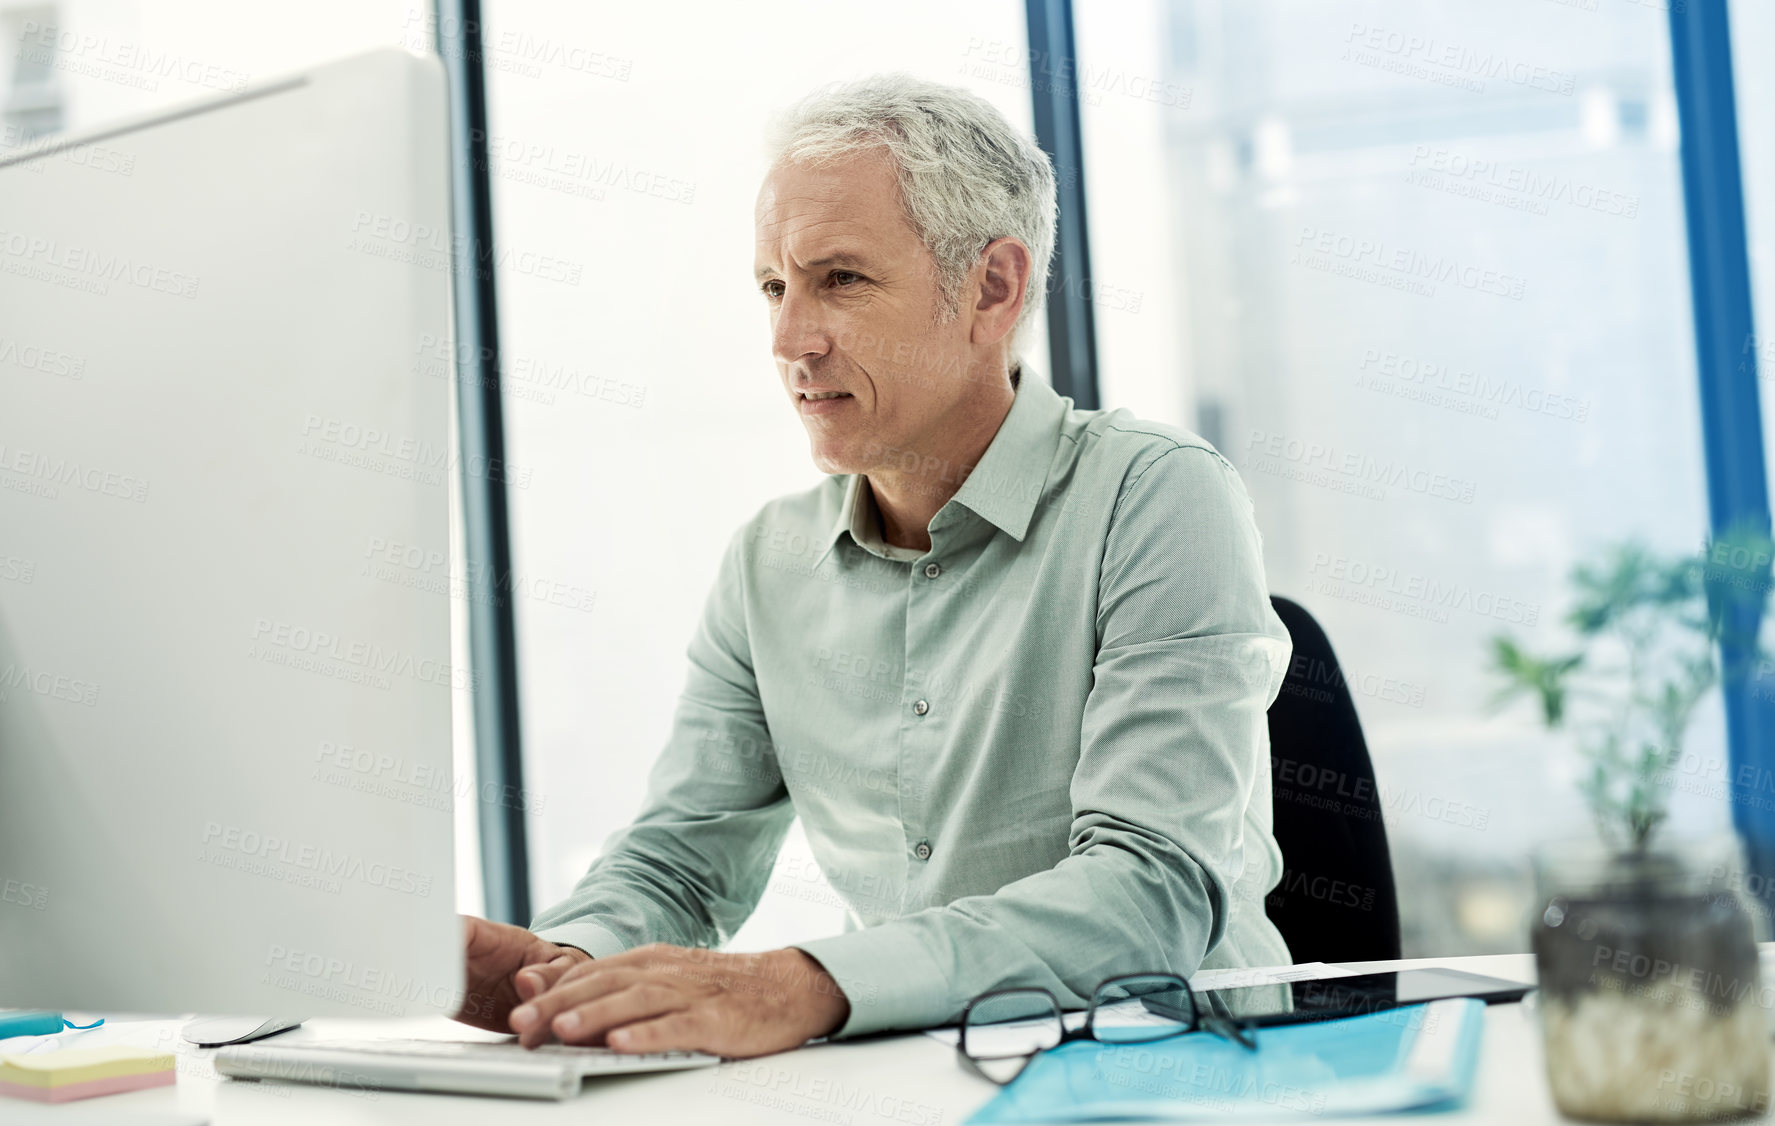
[215,1037,721,1100]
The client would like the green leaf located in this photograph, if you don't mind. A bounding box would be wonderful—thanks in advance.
[1487,635,1581,727]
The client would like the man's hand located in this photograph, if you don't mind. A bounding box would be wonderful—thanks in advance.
[507,943,850,1058]
[454,915,593,1032]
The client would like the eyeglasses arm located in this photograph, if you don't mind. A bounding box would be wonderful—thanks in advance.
[1200,1015,1260,1052]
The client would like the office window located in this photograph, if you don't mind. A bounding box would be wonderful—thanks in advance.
[1074,0,1715,954]
[1,5,62,138]
[1731,1,1775,518]
[0,0,424,140]
[481,1,1040,948]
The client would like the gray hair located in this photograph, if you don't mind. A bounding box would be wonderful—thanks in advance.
[766,74,1056,365]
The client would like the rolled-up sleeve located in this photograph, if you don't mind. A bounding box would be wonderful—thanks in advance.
[796,446,1291,1036]
[531,527,794,954]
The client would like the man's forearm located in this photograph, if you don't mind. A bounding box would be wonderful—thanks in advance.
[795,833,1226,1038]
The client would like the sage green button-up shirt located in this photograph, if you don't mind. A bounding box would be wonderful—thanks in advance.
[532,374,1295,1036]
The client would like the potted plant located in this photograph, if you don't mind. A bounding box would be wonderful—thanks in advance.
[1491,528,1775,1122]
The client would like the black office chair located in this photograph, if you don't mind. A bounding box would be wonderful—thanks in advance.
[1263,596,1401,963]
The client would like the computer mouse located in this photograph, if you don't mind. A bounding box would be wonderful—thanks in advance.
[180,1015,304,1047]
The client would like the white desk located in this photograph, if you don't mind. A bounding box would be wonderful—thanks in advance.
[0,952,1629,1124]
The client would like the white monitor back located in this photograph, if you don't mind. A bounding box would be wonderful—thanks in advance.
[0,48,463,1017]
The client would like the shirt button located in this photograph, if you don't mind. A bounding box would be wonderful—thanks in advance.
[924,562,942,579]
[913,841,932,861]
[912,699,929,716]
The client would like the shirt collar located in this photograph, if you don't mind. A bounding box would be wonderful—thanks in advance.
[841,471,922,561]
[949,374,1066,540]
[812,375,1067,568]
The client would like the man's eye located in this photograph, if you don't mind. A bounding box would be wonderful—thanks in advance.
[831,271,861,287]
[760,281,784,299]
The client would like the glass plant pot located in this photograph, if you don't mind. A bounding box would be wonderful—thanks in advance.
[1532,841,1769,1122]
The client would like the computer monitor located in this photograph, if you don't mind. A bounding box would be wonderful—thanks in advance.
[0,48,463,1018]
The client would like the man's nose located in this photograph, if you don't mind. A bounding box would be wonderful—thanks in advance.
[771,289,831,366]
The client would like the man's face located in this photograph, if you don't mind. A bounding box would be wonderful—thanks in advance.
[754,153,975,476]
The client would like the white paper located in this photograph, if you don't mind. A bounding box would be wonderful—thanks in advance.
[1191,960,1360,991]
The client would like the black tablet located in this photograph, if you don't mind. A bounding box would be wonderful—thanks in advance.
[1147,968,1533,1028]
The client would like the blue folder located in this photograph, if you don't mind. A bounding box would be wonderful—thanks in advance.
[967,998,1486,1122]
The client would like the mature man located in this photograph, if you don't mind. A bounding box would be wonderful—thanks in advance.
[454,74,1293,1058]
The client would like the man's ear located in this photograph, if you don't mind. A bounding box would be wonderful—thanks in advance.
[970,237,1034,348]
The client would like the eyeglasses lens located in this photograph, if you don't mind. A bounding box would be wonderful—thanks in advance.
[1091,974,1196,1044]
[962,989,1064,1081]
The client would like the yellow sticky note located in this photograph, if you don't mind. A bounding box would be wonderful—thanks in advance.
[0,1046,175,1089]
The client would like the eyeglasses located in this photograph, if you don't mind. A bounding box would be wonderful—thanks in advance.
[956,972,1259,1085]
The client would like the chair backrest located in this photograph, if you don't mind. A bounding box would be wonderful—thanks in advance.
[1263,596,1401,963]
